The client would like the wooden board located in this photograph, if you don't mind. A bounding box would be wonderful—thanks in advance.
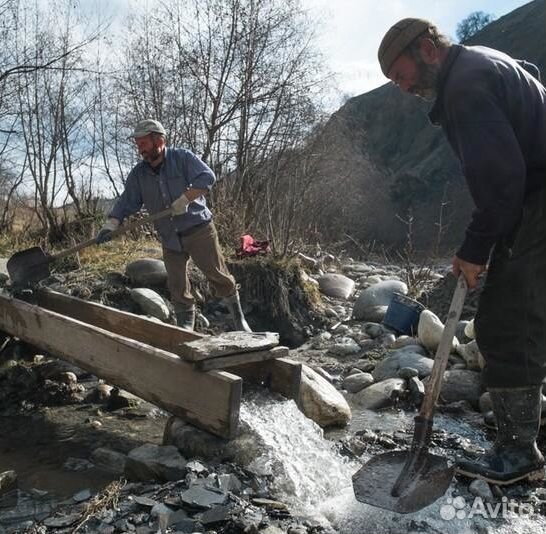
[179,331,280,361]
[197,346,289,371]
[0,293,241,439]
[37,289,204,356]
[230,357,302,403]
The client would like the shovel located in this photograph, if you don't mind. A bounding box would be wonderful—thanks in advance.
[352,273,468,513]
[7,207,175,286]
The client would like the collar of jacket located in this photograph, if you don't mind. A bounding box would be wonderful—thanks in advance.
[428,44,463,125]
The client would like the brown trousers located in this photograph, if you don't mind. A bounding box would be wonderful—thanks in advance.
[162,221,236,306]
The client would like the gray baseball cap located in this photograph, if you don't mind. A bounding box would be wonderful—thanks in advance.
[378,18,433,77]
[131,119,167,138]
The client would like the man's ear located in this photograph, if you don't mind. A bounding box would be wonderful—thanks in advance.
[419,38,438,64]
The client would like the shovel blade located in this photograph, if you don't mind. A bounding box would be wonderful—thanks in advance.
[7,247,51,285]
[352,450,453,514]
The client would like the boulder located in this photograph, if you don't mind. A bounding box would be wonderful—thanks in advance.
[352,378,406,410]
[298,365,351,427]
[125,443,187,482]
[353,280,408,321]
[126,258,168,286]
[417,309,459,352]
[130,288,170,321]
[317,273,355,299]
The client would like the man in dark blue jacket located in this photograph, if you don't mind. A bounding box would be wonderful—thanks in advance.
[97,119,251,333]
[378,18,546,485]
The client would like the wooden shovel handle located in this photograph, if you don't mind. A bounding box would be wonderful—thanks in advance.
[51,207,174,262]
[419,274,468,419]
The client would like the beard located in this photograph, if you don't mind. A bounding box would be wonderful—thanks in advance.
[140,145,162,163]
[409,59,441,101]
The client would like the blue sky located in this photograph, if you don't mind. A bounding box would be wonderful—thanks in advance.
[300,0,532,101]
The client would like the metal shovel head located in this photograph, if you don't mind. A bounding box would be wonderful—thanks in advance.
[352,449,454,514]
[7,246,51,285]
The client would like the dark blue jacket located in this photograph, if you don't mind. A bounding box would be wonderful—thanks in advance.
[429,45,546,264]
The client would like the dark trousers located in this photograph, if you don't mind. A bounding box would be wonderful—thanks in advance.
[162,221,236,306]
[476,187,546,388]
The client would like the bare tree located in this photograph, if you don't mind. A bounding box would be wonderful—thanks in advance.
[456,11,495,43]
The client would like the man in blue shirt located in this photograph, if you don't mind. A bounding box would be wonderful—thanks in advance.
[377,18,546,485]
[96,119,251,333]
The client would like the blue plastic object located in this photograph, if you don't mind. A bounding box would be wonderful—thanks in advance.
[383,292,425,335]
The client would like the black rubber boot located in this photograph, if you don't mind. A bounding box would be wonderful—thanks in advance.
[174,302,195,331]
[223,291,252,332]
[456,386,545,485]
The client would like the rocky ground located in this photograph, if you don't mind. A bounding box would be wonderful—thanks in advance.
[0,253,546,534]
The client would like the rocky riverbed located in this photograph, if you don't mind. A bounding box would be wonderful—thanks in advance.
[0,254,546,534]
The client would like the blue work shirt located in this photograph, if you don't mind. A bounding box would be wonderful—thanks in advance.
[109,147,215,252]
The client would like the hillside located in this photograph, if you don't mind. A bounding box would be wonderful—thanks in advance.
[318,0,545,251]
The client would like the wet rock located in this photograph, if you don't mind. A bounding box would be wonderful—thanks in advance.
[217,474,242,494]
[342,372,374,393]
[398,367,419,379]
[418,309,459,352]
[317,273,355,299]
[353,280,408,321]
[372,346,430,381]
[408,376,425,405]
[0,471,17,495]
[440,370,482,409]
[91,447,127,475]
[164,418,263,465]
[73,488,92,502]
[469,479,495,503]
[298,364,351,427]
[43,513,81,528]
[352,378,406,410]
[130,288,170,321]
[479,391,492,414]
[126,258,168,286]
[180,486,228,509]
[327,337,361,357]
[125,443,187,482]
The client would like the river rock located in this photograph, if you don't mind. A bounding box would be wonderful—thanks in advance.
[372,345,429,381]
[342,372,374,393]
[440,370,482,409]
[352,378,406,409]
[456,340,485,371]
[417,309,459,352]
[299,365,351,427]
[125,444,187,482]
[317,273,355,299]
[0,471,17,496]
[126,258,168,286]
[352,280,408,321]
[130,288,170,321]
[328,337,361,357]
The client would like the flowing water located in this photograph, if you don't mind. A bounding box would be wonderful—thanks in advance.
[240,392,546,534]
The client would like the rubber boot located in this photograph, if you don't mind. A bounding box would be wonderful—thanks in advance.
[456,386,545,485]
[223,291,252,332]
[174,302,195,331]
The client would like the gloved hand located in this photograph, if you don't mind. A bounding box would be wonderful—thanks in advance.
[96,218,120,244]
[171,193,190,215]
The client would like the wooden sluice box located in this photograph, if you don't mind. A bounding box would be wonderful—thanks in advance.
[0,289,302,439]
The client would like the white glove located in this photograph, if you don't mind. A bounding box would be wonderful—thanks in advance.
[171,193,190,215]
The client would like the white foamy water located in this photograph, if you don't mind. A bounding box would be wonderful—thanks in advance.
[240,391,546,534]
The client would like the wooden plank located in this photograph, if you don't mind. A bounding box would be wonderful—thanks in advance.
[197,346,289,371]
[231,357,302,402]
[0,293,241,439]
[37,289,204,357]
[179,331,279,361]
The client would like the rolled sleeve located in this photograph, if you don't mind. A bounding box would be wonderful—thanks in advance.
[184,151,216,191]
